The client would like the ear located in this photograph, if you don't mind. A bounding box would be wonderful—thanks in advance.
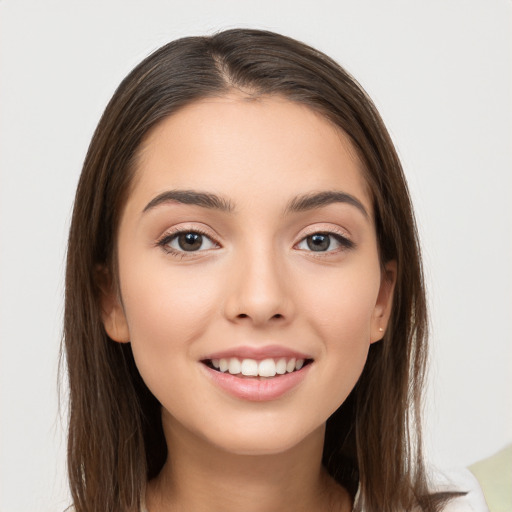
[95,265,130,343]
[370,260,397,343]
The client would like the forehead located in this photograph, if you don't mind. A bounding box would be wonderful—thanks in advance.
[128,94,372,216]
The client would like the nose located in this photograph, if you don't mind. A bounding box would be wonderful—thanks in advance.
[223,245,293,327]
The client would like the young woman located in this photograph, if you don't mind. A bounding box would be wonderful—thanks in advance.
[64,29,484,511]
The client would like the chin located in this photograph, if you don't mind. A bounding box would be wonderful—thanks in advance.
[201,421,324,457]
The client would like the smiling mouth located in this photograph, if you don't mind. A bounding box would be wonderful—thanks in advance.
[202,357,314,379]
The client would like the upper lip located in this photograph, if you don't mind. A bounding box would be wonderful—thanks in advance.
[202,345,313,361]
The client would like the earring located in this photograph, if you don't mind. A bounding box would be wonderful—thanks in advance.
[379,327,384,332]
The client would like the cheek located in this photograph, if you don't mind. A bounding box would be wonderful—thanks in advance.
[301,264,380,342]
[118,261,222,384]
[296,264,381,405]
[122,257,220,333]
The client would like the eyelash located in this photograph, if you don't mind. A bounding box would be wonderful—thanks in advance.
[156,228,355,258]
[295,229,355,254]
[156,227,219,258]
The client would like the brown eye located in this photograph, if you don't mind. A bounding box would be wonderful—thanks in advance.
[159,230,218,253]
[177,232,203,251]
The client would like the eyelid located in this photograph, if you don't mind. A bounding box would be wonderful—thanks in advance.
[298,224,351,239]
[154,223,354,258]
[155,224,221,256]
[294,225,355,252]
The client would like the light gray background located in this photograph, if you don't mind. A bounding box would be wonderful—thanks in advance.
[1,1,510,511]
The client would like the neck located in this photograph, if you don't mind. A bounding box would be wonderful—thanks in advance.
[146,415,351,512]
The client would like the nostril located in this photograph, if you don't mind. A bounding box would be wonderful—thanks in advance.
[233,312,285,321]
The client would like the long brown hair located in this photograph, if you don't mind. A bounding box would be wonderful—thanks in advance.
[65,29,449,511]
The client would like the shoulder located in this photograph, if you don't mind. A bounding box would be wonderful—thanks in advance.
[430,467,489,512]
[469,444,512,512]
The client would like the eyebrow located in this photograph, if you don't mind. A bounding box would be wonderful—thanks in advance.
[143,189,235,213]
[285,191,369,218]
[142,188,368,219]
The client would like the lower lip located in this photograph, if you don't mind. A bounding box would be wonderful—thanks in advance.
[202,364,312,401]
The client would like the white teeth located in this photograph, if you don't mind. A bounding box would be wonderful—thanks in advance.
[286,358,296,373]
[228,358,241,374]
[241,359,258,376]
[219,358,229,372]
[276,358,287,375]
[212,356,308,377]
[258,358,277,377]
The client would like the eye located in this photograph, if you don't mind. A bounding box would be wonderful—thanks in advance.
[158,230,218,253]
[296,232,354,252]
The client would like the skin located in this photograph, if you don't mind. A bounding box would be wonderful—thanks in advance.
[101,94,396,512]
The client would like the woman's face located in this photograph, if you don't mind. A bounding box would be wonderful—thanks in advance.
[102,94,395,455]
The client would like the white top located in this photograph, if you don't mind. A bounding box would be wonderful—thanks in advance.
[429,468,489,512]
[140,468,488,512]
